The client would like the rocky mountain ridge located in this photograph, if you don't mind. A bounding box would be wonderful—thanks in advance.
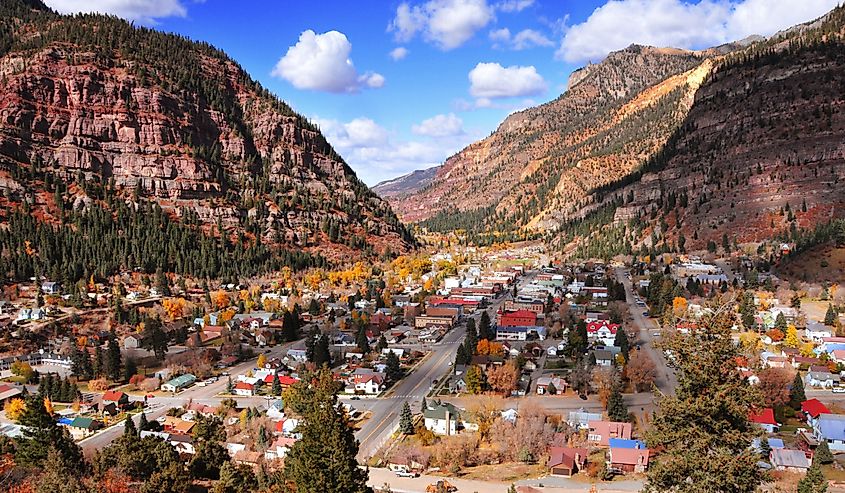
[0,0,413,278]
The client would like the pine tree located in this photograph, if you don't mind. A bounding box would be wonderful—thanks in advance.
[825,304,837,326]
[775,312,787,331]
[226,376,234,394]
[790,371,806,408]
[284,369,369,493]
[614,327,630,362]
[644,307,763,493]
[93,344,103,378]
[271,376,282,396]
[385,351,402,382]
[281,310,299,342]
[399,401,414,435]
[124,414,137,436]
[815,440,834,465]
[376,334,388,352]
[106,330,122,381]
[356,326,370,354]
[16,397,82,467]
[797,459,827,493]
[607,383,629,422]
[479,311,493,341]
[139,412,149,431]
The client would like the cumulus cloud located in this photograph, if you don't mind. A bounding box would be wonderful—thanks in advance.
[389,47,410,61]
[468,62,547,99]
[44,0,187,23]
[412,113,465,137]
[316,116,475,185]
[489,27,554,49]
[389,0,495,50]
[557,0,840,63]
[496,0,534,12]
[272,30,384,94]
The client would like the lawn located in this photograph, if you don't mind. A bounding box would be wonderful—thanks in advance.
[443,462,546,482]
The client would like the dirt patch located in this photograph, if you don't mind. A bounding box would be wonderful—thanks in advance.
[776,243,845,284]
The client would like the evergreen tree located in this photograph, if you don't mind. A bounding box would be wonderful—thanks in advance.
[271,376,282,396]
[399,401,414,435]
[797,459,827,493]
[479,311,493,341]
[189,415,229,480]
[376,334,388,352]
[281,310,299,342]
[284,369,369,493]
[607,383,629,422]
[775,312,787,331]
[34,447,89,493]
[790,372,806,408]
[213,461,258,493]
[142,317,168,361]
[356,326,370,354]
[124,414,137,436]
[644,307,763,493]
[124,357,138,383]
[385,351,402,382]
[455,343,469,366]
[226,376,234,394]
[313,335,332,367]
[139,412,149,431]
[93,345,104,378]
[614,327,630,362]
[825,304,837,326]
[16,397,82,467]
[106,330,122,381]
[815,440,834,465]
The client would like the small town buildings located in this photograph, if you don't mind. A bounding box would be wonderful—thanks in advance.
[67,417,100,440]
[806,321,833,342]
[498,310,538,327]
[423,401,463,436]
[264,436,297,460]
[806,371,838,389]
[749,408,780,433]
[588,421,633,446]
[234,381,256,396]
[102,390,129,408]
[609,444,649,473]
[814,414,845,451]
[536,376,567,395]
[495,325,547,341]
[587,321,619,346]
[0,384,23,406]
[122,335,140,350]
[161,374,196,393]
[547,447,588,477]
[593,349,614,367]
[567,410,602,430]
[770,448,811,473]
[801,399,831,427]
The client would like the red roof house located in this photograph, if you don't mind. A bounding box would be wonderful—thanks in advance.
[749,408,780,432]
[801,399,831,421]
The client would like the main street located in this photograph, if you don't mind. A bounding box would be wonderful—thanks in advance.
[615,269,678,395]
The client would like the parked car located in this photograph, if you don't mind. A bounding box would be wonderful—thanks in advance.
[832,387,845,393]
[395,470,419,478]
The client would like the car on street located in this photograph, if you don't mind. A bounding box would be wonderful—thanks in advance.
[652,332,661,337]
[145,394,155,399]
[395,470,419,478]
[833,387,845,393]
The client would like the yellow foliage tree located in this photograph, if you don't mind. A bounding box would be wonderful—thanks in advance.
[800,342,816,358]
[738,332,761,353]
[43,397,53,415]
[4,398,25,421]
[257,354,267,368]
[162,297,187,320]
[672,297,688,316]
[784,325,800,348]
[212,291,229,310]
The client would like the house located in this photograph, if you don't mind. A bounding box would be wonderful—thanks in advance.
[267,400,286,420]
[169,434,196,455]
[354,373,385,395]
[102,390,129,408]
[122,335,140,350]
[814,414,845,451]
[806,371,838,389]
[265,436,297,460]
[593,349,614,367]
[161,374,196,393]
[567,410,603,430]
[0,384,23,406]
[495,325,547,341]
[806,321,833,342]
[802,399,831,427]
[749,408,780,433]
[536,376,567,395]
[770,448,811,473]
[287,348,308,362]
[234,381,256,396]
[587,321,619,346]
[68,417,100,440]
[588,421,632,446]
[423,401,463,436]
[498,310,538,327]
[609,446,649,473]
[547,447,588,477]
[41,282,61,295]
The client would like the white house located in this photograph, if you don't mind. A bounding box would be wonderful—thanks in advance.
[267,400,285,420]
[806,371,838,389]
[264,436,297,460]
[814,414,845,452]
[423,402,462,436]
[806,321,833,342]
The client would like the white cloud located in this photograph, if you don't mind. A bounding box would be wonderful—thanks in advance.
[272,30,384,94]
[468,62,547,99]
[389,47,410,61]
[412,113,465,137]
[496,0,534,12]
[489,27,554,49]
[557,0,840,63]
[44,0,187,23]
[389,0,495,50]
[316,116,475,185]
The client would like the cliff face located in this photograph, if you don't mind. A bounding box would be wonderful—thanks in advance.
[0,1,413,264]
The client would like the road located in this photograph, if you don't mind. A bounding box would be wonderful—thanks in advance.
[615,269,678,395]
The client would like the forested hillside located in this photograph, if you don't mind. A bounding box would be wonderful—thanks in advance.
[0,0,414,283]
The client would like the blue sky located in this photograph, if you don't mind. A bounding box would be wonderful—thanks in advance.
[44,0,841,185]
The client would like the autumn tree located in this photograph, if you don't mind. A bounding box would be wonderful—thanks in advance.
[757,368,793,409]
[4,398,25,422]
[784,325,800,348]
[626,349,657,392]
[644,302,763,493]
[465,365,485,394]
[486,361,519,395]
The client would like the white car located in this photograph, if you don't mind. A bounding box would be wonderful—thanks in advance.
[832,387,845,393]
[395,470,419,478]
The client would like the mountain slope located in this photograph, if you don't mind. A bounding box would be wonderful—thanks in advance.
[0,0,414,282]
[372,165,440,200]
[384,5,845,256]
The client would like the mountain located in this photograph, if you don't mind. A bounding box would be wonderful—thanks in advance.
[0,0,414,282]
[383,5,845,257]
[372,165,440,200]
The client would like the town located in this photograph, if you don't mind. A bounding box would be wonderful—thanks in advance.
[0,239,843,493]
